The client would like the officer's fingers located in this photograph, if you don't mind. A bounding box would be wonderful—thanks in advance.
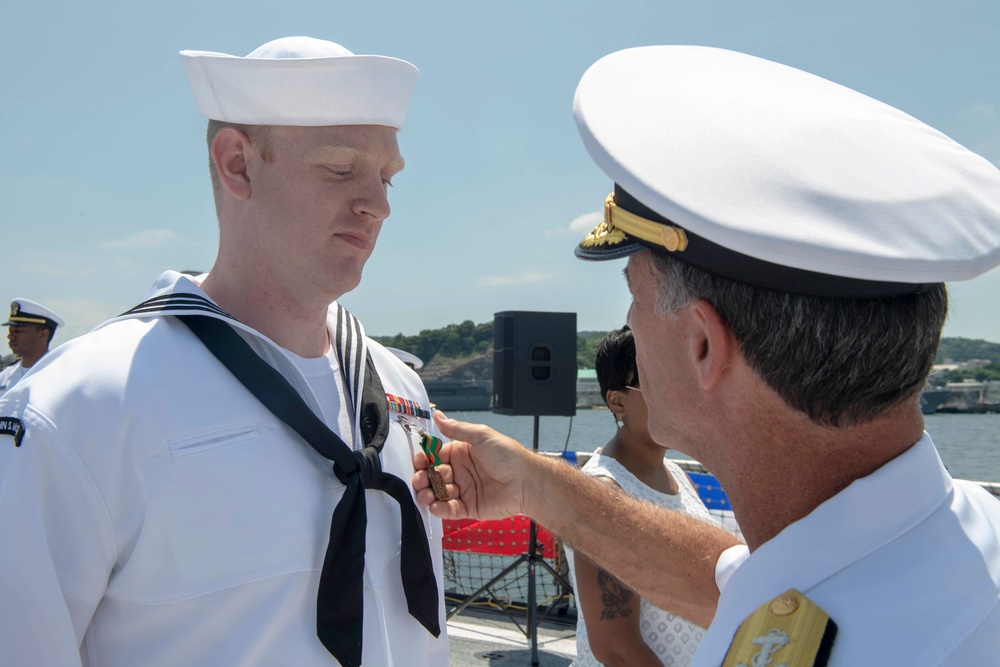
[434,464,454,483]
[414,484,439,507]
[414,462,457,488]
[413,468,432,497]
[434,412,530,461]
[433,410,500,445]
[426,497,472,520]
[413,451,429,471]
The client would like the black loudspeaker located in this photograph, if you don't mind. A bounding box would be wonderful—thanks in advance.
[493,311,577,416]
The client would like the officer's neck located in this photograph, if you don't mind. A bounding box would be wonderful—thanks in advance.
[18,347,48,370]
[718,399,924,551]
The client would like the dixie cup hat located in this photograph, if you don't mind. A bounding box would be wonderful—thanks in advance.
[573,46,1000,298]
[179,36,418,129]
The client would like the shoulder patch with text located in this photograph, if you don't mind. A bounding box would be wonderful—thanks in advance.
[0,417,25,447]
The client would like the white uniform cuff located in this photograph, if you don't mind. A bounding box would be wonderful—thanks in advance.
[715,544,750,592]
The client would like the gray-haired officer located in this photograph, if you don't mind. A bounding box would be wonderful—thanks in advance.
[0,298,64,394]
[415,46,1000,665]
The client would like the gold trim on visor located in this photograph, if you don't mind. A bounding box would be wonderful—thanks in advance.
[9,317,48,325]
[580,193,689,253]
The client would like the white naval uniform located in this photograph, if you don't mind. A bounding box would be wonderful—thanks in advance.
[694,433,1000,667]
[0,360,26,394]
[0,270,448,667]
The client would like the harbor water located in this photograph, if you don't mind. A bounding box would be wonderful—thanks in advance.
[443,409,1000,484]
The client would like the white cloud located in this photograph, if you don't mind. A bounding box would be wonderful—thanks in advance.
[544,211,602,238]
[476,271,555,287]
[99,229,179,251]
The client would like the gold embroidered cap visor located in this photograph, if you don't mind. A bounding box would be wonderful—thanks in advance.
[575,186,934,299]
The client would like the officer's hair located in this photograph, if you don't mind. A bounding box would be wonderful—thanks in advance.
[646,252,948,427]
[206,120,275,198]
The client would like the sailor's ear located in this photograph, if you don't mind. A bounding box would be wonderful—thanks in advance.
[211,127,254,201]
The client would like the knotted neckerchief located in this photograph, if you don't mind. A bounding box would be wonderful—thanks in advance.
[121,295,440,667]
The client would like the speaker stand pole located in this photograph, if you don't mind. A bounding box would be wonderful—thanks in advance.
[527,414,540,666]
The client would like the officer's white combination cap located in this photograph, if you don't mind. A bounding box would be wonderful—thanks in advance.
[179,36,418,128]
[2,298,64,329]
[574,46,1000,297]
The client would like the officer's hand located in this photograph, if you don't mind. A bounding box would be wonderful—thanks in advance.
[412,411,533,521]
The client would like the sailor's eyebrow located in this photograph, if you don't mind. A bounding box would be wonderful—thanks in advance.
[306,145,362,161]
[307,145,406,173]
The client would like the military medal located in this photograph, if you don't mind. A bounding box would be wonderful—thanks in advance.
[423,438,450,501]
[397,416,450,501]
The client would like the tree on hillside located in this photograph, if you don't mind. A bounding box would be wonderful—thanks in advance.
[935,337,1000,364]
[374,320,492,362]
[577,330,613,368]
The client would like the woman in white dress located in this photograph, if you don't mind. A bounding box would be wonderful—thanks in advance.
[565,326,718,666]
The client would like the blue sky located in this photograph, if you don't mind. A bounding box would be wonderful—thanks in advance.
[2,0,999,345]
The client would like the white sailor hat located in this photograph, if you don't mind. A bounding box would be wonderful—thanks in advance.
[179,36,418,129]
[574,46,1000,297]
[2,298,64,329]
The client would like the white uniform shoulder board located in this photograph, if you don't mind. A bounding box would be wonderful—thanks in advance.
[722,589,837,667]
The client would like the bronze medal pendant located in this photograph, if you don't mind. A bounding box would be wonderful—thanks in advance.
[427,467,450,501]
[398,416,450,500]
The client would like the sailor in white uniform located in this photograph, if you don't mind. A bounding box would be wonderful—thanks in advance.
[413,46,1000,665]
[0,37,447,667]
[0,298,64,394]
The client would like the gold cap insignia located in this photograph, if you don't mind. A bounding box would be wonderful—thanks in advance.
[580,221,627,248]
[581,193,689,254]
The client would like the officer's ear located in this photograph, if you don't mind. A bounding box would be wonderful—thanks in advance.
[687,298,736,392]
[211,128,254,201]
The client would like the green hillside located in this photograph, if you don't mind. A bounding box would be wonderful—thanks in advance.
[373,322,613,370]
[935,337,1000,364]
[373,323,999,380]
[933,337,1000,384]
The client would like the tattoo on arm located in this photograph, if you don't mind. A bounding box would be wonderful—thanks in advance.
[597,568,634,620]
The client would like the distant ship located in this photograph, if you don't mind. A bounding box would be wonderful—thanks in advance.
[424,380,492,411]
[384,347,493,411]
[920,388,950,414]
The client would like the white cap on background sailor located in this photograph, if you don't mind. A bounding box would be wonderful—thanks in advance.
[386,347,425,370]
[179,36,418,127]
[573,46,1000,293]
[2,298,64,331]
